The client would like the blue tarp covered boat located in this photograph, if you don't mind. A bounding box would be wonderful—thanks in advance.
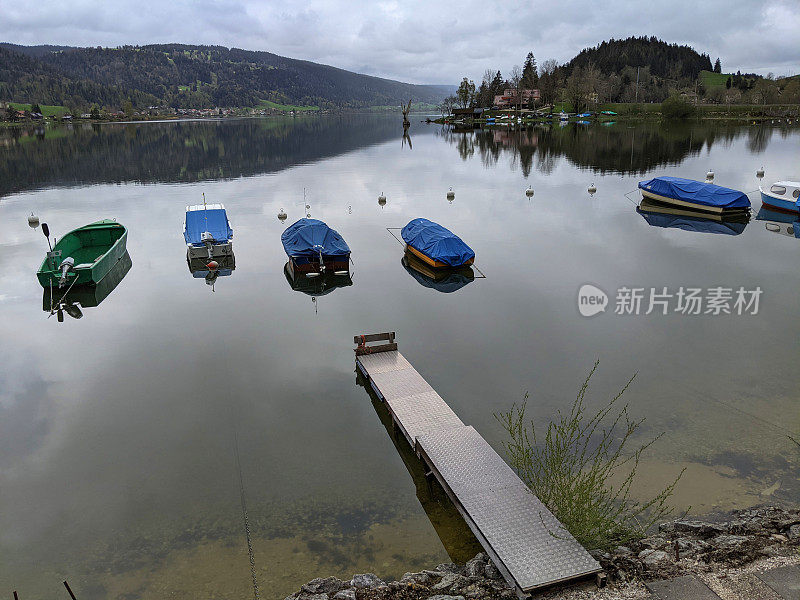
[184,203,234,258]
[281,218,351,275]
[638,177,750,214]
[401,218,475,268]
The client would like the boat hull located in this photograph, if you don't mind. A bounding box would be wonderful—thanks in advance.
[288,255,350,275]
[186,240,234,259]
[37,220,128,288]
[43,251,132,311]
[284,261,353,295]
[760,191,799,214]
[640,189,749,216]
[405,243,474,269]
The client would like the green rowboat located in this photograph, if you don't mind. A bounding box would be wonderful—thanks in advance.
[37,220,128,288]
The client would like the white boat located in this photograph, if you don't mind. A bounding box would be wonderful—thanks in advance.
[759,181,800,213]
[184,203,234,259]
[559,112,569,121]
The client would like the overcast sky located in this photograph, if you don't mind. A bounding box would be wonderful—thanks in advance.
[1,0,798,84]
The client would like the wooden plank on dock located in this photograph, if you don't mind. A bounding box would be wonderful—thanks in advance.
[355,346,602,596]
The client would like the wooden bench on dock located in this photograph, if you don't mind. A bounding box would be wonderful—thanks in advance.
[354,332,602,598]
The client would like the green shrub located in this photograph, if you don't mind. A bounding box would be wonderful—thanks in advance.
[495,361,684,550]
[661,95,696,119]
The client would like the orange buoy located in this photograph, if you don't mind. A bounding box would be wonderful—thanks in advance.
[207,260,219,270]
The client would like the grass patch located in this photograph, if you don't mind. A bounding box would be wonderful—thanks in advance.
[256,100,319,112]
[495,361,684,550]
[8,102,69,116]
[699,70,732,89]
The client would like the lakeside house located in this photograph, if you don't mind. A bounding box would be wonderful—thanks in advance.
[493,88,540,108]
[451,107,484,119]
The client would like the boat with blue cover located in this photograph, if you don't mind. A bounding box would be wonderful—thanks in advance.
[638,176,751,216]
[401,218,475,269]
[759,181,800,213]
[637,199,748,236]
[281,218,351,279]
[184,203,233,259]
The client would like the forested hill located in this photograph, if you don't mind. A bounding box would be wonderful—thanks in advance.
[0,43,453,110]
[566,37,713,80]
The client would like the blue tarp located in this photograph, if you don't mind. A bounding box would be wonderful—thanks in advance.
[638,177,750,209]
[637,208,747,236]
[281,218,350,259]
[401,218,475,267]
[184,208,233,245]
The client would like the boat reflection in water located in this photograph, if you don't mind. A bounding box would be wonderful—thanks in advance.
[636,198,749,236]
[755,205,800,239]
[42,250,132,321]
[401,252,474,293]
[283,261,352,312]
[187,253,236,291]
[355,368,483,564]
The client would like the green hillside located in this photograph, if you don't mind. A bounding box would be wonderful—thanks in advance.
[0,43,454,110]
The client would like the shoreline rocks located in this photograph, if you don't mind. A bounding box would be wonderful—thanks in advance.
[285,506,800,600]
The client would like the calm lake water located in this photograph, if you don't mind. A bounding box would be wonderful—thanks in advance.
[1,115,798,599]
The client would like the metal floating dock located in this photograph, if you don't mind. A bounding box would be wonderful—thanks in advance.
[355,333,602,597]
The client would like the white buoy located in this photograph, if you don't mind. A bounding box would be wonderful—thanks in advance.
[525,186,534,198]
[446,187,455,201]
[706,169,714,182]
[756,167,765,179]
[378,192,386,206]
[27,213,40,228]
[588,183,597,196]
[278,208,287,221]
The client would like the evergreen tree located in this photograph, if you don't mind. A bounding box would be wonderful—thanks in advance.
[522,52,539,88]
[30,103,41,114]
[489,70,504,103]
[714,58,721,73]
[726,77,731,89]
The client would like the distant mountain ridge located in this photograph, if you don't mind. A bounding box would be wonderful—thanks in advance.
[0,43,454,109]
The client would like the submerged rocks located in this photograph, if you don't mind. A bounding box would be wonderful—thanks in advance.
[302,577,349,596]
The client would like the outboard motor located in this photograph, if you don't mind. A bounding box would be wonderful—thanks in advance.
[59,256,75,287]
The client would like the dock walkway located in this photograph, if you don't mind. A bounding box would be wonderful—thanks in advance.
[354,333,601,597]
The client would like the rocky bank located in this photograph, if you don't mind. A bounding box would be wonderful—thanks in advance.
[285,506,800,600]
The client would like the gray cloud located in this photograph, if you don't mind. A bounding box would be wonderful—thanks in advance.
[0,0,797,83]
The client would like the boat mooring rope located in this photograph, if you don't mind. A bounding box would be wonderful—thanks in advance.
[233,429,260,600]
